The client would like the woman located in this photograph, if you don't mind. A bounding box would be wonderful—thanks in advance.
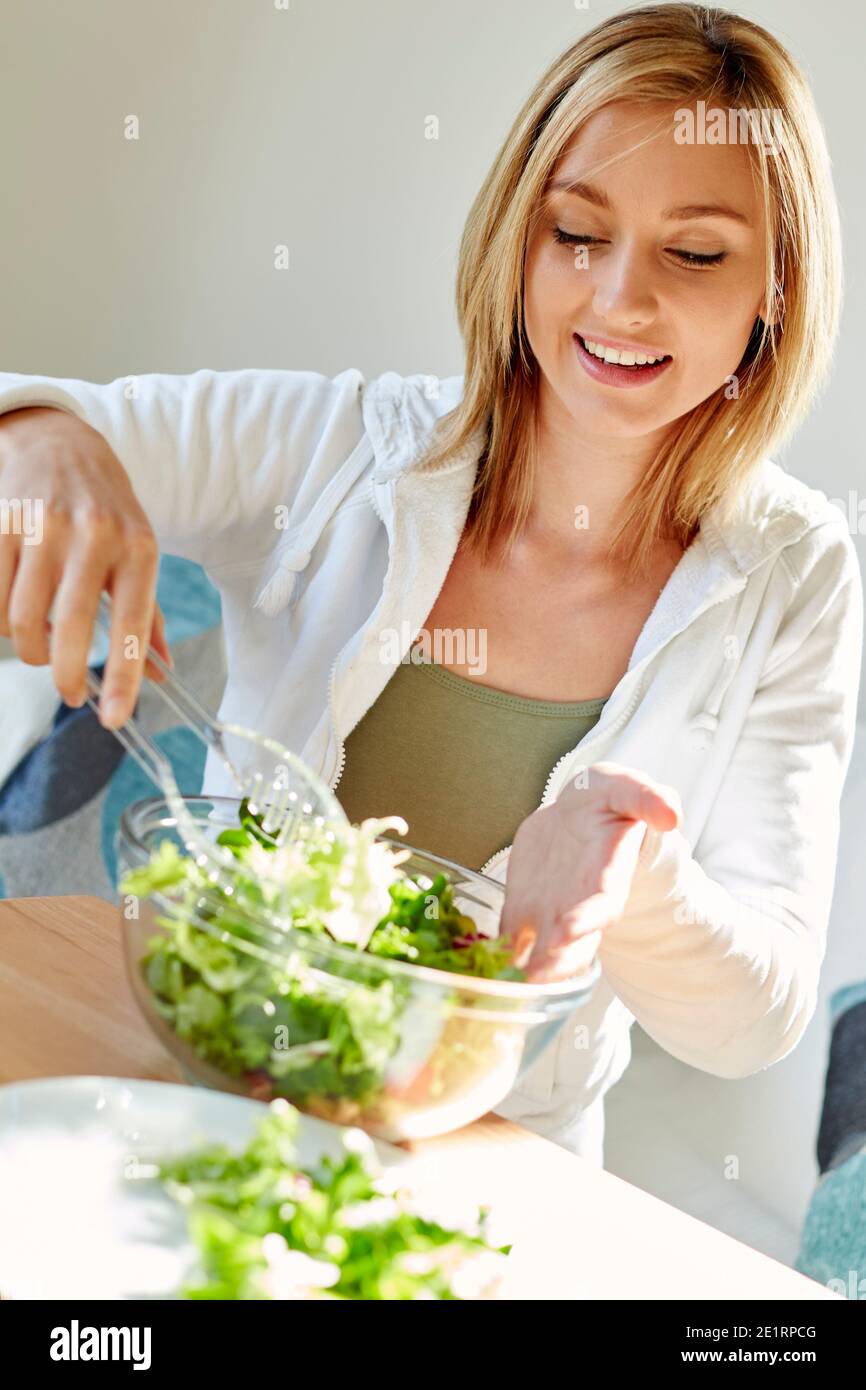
[0,4,861,1161]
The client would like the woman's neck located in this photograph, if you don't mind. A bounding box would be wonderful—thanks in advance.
[525,392,672,563]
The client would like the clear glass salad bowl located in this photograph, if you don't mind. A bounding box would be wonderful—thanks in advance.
[116,795,600,1142]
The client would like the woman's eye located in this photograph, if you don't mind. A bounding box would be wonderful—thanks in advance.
[551,227,727,269]
[668,248,728,268]
[552,228,602,248]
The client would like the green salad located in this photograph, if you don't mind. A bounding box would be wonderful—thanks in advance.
[120,802,525,1128]
[145,1099,508,1299]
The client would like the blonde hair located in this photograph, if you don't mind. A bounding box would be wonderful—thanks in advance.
[419,3,842,581]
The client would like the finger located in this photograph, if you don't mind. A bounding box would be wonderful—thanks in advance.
[526,929,603,984]
[0,534,20,637]
[507,921,538,968]
[601,816,650,885]
[552,890,618,941]
[7,544,58,666]
[645,787,682,831]
[143,602,173,682]
[151,603,172,662]
[519,894,615,982]
[51,550,112,706]
[592,763,682,831]
[99,536,160,727]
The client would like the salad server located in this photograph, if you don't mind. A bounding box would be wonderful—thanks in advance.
[83,592,348,894]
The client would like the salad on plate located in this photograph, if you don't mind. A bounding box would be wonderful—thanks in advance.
[141,1097,509,1300]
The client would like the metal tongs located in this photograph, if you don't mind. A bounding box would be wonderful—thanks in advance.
[83,592,348,900]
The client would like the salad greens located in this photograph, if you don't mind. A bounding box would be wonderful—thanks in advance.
[146,1100,508,1299]
[122,800,521,978]
[119,802,525,1126]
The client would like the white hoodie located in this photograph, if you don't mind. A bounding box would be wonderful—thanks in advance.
[0,364,862,1151]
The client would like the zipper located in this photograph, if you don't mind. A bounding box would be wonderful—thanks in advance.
[327,650,347,793]
[478,845,511,879]
[327,473,393,795]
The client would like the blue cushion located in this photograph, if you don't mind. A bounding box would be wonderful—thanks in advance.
[795,986,866,1296]
[0,555,223,901]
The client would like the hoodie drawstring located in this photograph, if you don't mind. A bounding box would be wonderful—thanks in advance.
[253,434,375,619]
[687,578,765,750]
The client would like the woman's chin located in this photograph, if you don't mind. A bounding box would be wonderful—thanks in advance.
[566,389,674,438]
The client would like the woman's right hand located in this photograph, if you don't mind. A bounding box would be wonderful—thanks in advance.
[0,405,172,727]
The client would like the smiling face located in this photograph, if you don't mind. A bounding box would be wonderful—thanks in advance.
[523,100,770,444]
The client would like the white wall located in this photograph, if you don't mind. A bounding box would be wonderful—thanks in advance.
[1,0,864,702]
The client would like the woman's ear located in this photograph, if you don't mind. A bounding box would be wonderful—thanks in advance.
[757,283,783,328]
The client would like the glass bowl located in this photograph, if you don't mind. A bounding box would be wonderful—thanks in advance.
[116,795,599,1141]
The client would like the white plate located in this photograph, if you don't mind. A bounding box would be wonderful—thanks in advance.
[0,1076,410,1300]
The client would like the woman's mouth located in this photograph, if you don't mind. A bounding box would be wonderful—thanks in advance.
[573,333,673,388]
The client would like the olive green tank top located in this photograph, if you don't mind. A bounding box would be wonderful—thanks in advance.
[335,658,608,872]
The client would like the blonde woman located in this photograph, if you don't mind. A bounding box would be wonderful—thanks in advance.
[0,4,861,1161]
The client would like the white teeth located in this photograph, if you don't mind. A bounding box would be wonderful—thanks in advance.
[582,338,666,366]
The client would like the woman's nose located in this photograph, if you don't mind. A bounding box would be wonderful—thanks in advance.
[590,242,659,328]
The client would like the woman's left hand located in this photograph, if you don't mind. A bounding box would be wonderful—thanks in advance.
[500,761,683,982]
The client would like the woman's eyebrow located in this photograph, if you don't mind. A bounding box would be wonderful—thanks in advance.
[547,177,752,226]
[664,202,752,226]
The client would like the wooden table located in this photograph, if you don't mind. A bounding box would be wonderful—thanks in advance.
[0,895,837,1300]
